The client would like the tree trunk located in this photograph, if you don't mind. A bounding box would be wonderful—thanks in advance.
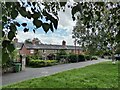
[111,47,116,64]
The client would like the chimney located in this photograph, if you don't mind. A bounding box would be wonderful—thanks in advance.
[62,40,66,47]
[14,38,18,43]
[32,39,36,45]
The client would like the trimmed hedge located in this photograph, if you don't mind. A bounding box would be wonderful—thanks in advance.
[78,54,85,62]
[84,55,92,60]
[68,54,86,63]
[29,60,58,67]
[91,56,98,60]
[68,54,77,63]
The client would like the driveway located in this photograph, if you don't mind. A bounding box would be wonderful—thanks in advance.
[2,59,108,86]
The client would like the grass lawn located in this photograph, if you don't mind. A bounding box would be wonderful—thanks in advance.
[3,61,119,88]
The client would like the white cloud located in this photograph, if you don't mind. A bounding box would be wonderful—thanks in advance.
[16,30,75,45]
[16,4,77,46]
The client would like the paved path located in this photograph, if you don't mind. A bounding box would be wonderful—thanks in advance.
[2,59,108,86]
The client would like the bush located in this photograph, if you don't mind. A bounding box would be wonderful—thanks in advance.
[56,50,67,61]
[47,54,55,60]
[68,54,78,63]
[29,60,58,67]
[26,55,42,66]
[91,56,98,60]
[84,55,92,60]
[78,54,85,62]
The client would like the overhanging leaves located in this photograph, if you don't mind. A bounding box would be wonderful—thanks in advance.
[11,9,18,19]
[15,22,20,27]
[50,23,54,32]
[51,18,58,29]
[2,15,7,22]
[2,40,11,48]
[8,31,15,41]
[2,52,10,64]
[19,7,27,17]
[59,2,67,7]
[21,23,27,27]
[10,23,17,32]
[32,12,41,19]
[24,28,29,32]
[42,23,50,33]
[33,19,42,28]
[2,31,5,37]
[7,43,15,53]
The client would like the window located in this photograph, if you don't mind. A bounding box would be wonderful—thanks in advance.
[30,50,34,54]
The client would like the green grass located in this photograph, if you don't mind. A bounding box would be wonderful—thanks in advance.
[3,61,119,88]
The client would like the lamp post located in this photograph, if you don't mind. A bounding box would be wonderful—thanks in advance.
[74,37,77,54]
[74,34,78,62]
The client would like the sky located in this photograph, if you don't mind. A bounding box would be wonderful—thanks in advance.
[16,2,77,45]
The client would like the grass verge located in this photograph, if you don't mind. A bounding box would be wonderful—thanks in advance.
[3,61,119,88]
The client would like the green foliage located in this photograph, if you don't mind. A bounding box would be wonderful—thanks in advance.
[3,61,119,88]
[10,49,19,61]
[2,41,15,65]
[29,60,57,67]
[33,19,42,28]
[67,54,86,62]
[42,23,50,33]
[11,9,18,19]
[68,54,77,63]
[91,56,98,60]
[72,2,120,58]
[8,31,15,41]
[2,1,120,66]
[84,55,92,60]
[78,54,85,61]
[7,43,15,53]
[56,50,67,60]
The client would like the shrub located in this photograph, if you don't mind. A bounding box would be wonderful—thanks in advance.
[56,50,67,61]
[29,60,57,67]
[68,54,78,63]
[47,54,55,60]
[78,54,85,62]
[91,56,98,60]
[26,55,43,66]
[84,55,92,60]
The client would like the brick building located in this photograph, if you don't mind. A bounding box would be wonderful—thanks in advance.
[14,38,83,56]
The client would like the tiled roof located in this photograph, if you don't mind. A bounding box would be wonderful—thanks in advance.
[15,42,23,49]
[24,43,81,50]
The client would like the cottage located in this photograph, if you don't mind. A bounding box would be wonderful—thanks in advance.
[14,38,83,56]
[21,42,82,55]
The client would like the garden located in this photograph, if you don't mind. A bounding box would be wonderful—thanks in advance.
[26,50,98,68]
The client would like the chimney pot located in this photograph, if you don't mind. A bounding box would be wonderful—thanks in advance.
[32,39,36,45]
[14,38,18,43]
[62,40,66,46]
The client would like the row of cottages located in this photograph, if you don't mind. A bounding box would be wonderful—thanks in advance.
[14,38,83,56]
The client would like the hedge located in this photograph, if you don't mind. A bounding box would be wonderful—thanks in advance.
[84,55,92,60]
[91,56,98,60]
[29,60,58,67]
[68,54,86,63]
[68,54,77,63]
[78,54,86,62]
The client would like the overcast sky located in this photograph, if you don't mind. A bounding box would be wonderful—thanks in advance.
[16,2,77,45]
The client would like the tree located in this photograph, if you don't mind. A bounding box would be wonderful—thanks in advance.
[72,2,120,63]
[33,38,42,44]
[24,39,32,44]
[1,1,120,65]
[1,1,67,65]
[24,38,42,44]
